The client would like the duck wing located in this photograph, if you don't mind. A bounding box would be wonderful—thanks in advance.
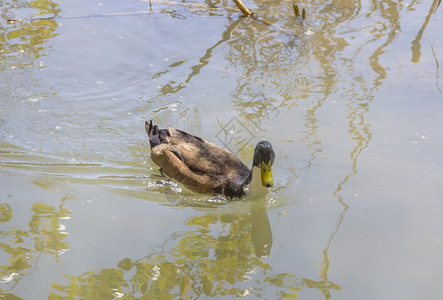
[167,126,249,176]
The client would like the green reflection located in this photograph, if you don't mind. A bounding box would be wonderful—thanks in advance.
[224,2,404,299]
[0,203,12,222]
[144,1,403,298]
[0,196,71,296]
[251,197,273,258]
[50,201,340,298]
[0,0,59,64]
[29,200,70,261]
[0,0,59,116]
[411,0,441,63]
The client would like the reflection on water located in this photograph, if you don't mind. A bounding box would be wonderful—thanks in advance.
[0,0,442,298]
[250,197,273,258]
[49,199,339,299]
[29,200,71,260]
[0,196,70,295]
[0,0,59,66]
[411,0,441,63]
[0,203,12,222]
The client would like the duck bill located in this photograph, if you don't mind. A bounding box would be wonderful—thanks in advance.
[261,161,273,188]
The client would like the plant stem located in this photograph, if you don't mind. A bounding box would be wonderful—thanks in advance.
[232,0,252,16]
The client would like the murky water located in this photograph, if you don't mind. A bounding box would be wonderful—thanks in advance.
[1,0,442,299]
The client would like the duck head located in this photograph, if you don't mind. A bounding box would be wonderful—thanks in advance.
[252,141,275,188]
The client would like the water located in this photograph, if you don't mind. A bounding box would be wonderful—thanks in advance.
[1,0,442,299]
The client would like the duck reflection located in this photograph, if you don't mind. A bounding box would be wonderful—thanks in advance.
[163,187,274,258]
[49,202,294,299]
[250,196,273,258]
[47,194,342,299]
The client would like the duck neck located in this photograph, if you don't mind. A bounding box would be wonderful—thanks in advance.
[244,166,270,197]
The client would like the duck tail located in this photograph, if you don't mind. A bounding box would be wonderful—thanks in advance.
[145,120,169,149]
[145,120,157,149]
[145,120,155,138]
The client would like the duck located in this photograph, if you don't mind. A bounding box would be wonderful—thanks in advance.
[145,120,275,198]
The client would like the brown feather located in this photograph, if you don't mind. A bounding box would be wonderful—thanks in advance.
[146,121,251,197]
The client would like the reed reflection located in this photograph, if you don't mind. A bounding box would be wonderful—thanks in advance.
[0,0,59,67]
[411,0,441,63]
[223,2,409,299]
[0,196,71,296]
[0,0,59,154]
[49,199,340,299]
[151,17,244,99]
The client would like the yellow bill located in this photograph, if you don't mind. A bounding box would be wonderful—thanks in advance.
[261,161,273,188]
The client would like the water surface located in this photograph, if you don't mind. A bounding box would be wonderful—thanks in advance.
[1,0,442,299]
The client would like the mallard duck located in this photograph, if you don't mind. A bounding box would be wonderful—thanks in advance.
[145,120,275,198]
